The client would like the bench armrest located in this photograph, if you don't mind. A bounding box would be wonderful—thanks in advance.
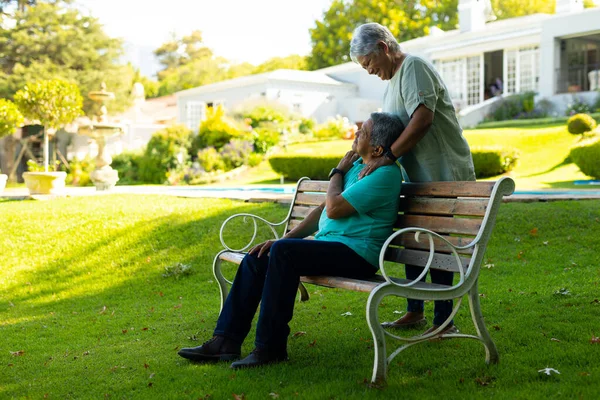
[378,227,479,291]
[218,213,289,252]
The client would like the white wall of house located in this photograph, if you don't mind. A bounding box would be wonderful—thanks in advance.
[539,8,600,97]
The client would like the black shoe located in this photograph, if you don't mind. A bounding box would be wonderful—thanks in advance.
[230,348,288,369]
[178,336,241,362]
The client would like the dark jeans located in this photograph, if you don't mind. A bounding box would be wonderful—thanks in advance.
[405,265,454,326]
[214,239,377,351]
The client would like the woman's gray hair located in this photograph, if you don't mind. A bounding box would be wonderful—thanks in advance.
[350,23,401,63]
[369,112,404,148]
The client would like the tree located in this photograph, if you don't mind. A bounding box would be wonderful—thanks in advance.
[490,0,554,19]
[253,55,308,74]
[0,99,24,139]
[307,0,459,70]
[0,2,134,115]
[14,79,83,171]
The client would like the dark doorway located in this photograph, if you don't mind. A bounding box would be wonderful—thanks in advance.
[484,50,504,100]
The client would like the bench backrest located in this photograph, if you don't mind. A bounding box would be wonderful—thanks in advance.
[286,177,515,278]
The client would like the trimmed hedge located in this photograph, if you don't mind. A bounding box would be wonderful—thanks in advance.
[475,112,600,129]
[567,113,597,135]
[268,154,343,180]
[570,136,600,179]
[269,147,518,180]
[471,146,519,178]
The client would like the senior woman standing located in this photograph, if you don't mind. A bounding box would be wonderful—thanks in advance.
[350,22,476,335]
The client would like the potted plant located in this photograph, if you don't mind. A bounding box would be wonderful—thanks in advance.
[0,99,25,193]
[14,79,83,195]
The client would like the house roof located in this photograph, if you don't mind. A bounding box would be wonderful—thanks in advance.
[175,69,356,98]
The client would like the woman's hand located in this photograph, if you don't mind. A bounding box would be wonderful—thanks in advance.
[358,156,394,178]
[336,151,360,173]
[248,239,277,258]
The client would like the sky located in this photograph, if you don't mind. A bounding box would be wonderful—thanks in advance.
[77,0,334,76]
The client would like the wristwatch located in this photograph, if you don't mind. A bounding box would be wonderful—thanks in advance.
[328,168,345,179]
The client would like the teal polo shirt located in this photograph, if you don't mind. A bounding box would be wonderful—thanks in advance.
[315,158,402,267]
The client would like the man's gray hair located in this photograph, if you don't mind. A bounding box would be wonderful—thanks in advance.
[350,23,401,63]
[369,112,404,149]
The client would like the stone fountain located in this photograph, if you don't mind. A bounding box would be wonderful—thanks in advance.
[78,83,124,191]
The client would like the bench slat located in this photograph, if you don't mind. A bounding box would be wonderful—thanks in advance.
[295,193,325,206]
[395,215,482,236]
[384,247,470,272]
[401,181,495,198]
[399,197,488,217]
[291,205,318,219]
[390,232,474,255]
[297,180,329,193]
[301,274,451,293]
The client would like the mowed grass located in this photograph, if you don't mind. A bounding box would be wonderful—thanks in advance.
[1,196,600,399]
[231,126,594,189]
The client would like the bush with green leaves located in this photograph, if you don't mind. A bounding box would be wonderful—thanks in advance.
[112,151,144,184]
[64,156,95,186]
[197,147,225,172]
[569,136,600,179]
[220,139,254,170]
[0,99,24,139]
[471,147,519,178]
[565,96,591,116]
[252,127,280,154]
[488,92,538,121]
[298,117,316,134]
[192,105,246,153]
[138,124,192,184]
[314,115,354,139]
[567,113,597,135]
[237,102,290,128]
[268,154,343,180]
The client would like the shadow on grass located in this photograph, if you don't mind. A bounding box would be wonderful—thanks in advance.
[521,156,572,179]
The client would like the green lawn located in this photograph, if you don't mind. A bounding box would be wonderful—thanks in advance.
[224,126,596,190]
[2,196,600,399]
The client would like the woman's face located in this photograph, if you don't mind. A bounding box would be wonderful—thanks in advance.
[356,46,394,80]
[352,119,373,157]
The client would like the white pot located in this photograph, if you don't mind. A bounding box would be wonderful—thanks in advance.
[0,174,7,194]
[23,172,67,195]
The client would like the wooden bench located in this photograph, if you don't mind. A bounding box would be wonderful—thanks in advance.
[212,176,515,383]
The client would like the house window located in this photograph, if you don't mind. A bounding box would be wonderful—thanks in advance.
[185,101,205,131]
[505,50,517,95]
[505,46,540,94]
[437,58,466,103]
[466,56,482,106]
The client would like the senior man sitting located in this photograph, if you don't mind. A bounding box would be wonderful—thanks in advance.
[178,112,405,369]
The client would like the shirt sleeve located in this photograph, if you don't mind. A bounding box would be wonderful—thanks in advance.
[401,58,439,117]
[341,167,402,214]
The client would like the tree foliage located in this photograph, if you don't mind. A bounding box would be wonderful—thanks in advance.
[14,79,83,129]
[490,0,554,19]
[307,0,459,70]
[0,2,134,115]
[0,98,24,138]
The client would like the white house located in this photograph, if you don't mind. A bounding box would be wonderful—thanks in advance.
[175,0,600,128]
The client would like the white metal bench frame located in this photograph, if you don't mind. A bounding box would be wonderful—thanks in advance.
[212,176,515,383]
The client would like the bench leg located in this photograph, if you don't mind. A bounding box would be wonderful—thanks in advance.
[213,252,230,312]
[366,286,388,384]
[468,280,499,365]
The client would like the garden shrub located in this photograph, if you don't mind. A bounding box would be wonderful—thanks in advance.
[268,154,343,180]
[489,92,538,121]
[567,113,597,135]
[197,147,225,172]
[471,147,519,178]
[139,124,192,184]
[565,96,591,116]
[248,153,264,167]
[314,115,354,139]
[569,136,600,179]
[220,139,254,170]
[237,102,290,128]
[65,156,95,186]
[252,127,280,154]
[112,151,143,184]
[192,105,247,153]
[298,117,316,134]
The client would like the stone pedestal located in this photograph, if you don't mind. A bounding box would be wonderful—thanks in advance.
[90,167,119,191]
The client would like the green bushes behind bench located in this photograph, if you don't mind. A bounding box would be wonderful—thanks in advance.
[269,147,518,180]
[570,136,600,179]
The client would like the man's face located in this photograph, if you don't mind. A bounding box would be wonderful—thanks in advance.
[352,118,374,157]
[356,47,394,81]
